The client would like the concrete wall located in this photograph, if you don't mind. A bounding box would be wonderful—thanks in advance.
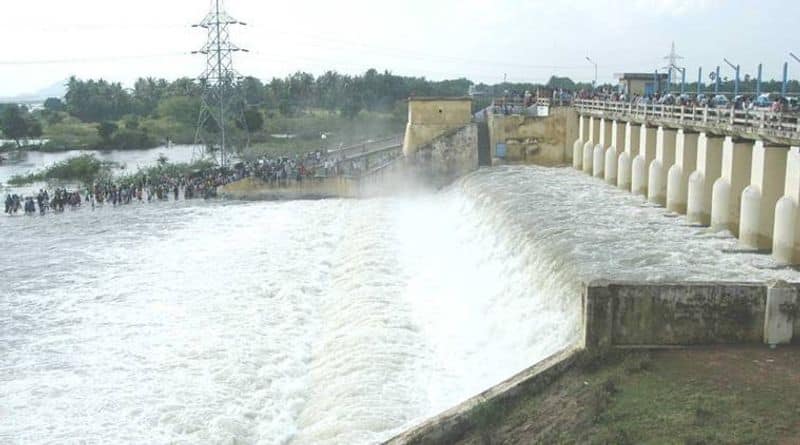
[387,279,798,444]
[219,176,361,200]
[487,108,568,166]
[385,347,579,445]
[403,98,473,157]
[583,280,799,349]
[412,124,479,188]
[565,109,579,163]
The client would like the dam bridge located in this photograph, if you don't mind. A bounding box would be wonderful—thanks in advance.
[570,99,800,264]
[226,94,800,268]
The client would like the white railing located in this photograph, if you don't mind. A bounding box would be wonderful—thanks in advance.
[574,100,800,143]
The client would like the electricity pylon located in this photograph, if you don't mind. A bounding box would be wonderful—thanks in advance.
[663,41,684,87]
[192,0,249,167]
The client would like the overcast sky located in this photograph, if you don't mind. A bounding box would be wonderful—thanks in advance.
[0,0,797,97]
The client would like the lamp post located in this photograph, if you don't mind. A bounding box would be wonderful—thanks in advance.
[756,63,762,96]
[586,56,598,90]
[782,62,789,97]
[723,58,740,96]
[697,67,703,96]
[672,65,686,95]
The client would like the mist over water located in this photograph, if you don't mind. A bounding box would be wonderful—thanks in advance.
[2,165,798,444]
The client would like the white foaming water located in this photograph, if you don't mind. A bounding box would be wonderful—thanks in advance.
[2,165,799,444]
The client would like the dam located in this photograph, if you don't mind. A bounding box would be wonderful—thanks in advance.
[2,98,800,444]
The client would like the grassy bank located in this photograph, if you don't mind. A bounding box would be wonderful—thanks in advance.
[444,347,800,444]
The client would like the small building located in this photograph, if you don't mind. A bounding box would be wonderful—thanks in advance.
[616,73,669,97]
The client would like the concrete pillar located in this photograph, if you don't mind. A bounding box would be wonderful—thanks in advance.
[773,147,800,263]
[573,115,586,170]
[667,130,699,214]
[648,127,678,206]
[632,125,657,196]
[604,120,623,185]
[565,110,579,164]
[740,142,788,249]
[764,281,797,346]
[687,133,724,225]
[593,118,608,178]
[617,121,640,191]
[710,137,754,235]
[582,117,595,174]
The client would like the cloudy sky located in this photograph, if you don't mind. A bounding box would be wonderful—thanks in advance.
[0,0,797,97]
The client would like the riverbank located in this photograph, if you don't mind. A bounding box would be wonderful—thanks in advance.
[391,346,800,444]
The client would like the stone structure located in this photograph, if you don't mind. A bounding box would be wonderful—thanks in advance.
[403,97,473,157]
[486,108,569,165]
[411,124,479,187]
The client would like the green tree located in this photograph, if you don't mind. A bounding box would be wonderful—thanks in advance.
[240,109,264,132]
[98,121,118,145]
[44,97,66,112]
[1,104,32,147]
[157,96,201,125]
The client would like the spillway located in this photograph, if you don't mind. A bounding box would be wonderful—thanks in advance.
[2,165,798,444]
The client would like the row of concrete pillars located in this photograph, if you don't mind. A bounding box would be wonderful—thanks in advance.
[572,115,800,264]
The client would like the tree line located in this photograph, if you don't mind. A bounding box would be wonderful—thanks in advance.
[2,69,799,151]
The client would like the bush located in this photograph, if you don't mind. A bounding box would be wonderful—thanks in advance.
[8,154,110,185]
[109,128,158,150]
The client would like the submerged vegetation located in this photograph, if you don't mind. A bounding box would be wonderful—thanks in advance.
[8,154,110,186]
[8,153,216,188]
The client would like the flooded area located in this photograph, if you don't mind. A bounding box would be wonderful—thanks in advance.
[2,164,798,444]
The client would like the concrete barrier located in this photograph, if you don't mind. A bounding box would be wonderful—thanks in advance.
[583,280,798,349]
[387,280,798,444]
[383,346,579,445]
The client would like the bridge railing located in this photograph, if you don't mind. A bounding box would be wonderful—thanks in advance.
[326,134,404,160]
[574,99,800,142]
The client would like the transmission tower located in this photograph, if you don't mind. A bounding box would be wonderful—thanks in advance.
[662,41,684,86]
[192,0,249,167]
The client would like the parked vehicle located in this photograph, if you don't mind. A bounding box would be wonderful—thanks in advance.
[750,94,773,109]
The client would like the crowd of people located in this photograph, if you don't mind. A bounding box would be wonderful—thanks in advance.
[3,145,398,217]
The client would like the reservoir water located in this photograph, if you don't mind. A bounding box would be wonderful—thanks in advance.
[2,164,799,444]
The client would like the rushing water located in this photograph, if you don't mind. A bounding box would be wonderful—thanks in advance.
[2,164,799,444]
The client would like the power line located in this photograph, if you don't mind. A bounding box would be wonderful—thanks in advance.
[192,0,249,168]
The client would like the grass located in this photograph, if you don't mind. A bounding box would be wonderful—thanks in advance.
[455,347,800,445]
